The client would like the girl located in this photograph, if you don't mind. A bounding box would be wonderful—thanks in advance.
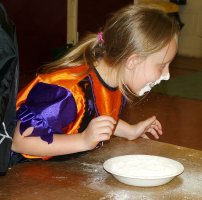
[11,5,179,160]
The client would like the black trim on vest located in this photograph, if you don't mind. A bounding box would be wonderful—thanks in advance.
[77,76,96,133]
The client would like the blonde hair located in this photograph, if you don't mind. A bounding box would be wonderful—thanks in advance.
[39,4,180,97]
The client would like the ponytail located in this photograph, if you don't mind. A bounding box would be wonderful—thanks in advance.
[39,33,105,74]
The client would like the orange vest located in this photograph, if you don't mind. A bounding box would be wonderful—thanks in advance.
[16,65,124,159]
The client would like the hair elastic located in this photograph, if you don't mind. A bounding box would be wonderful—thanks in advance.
[97,32,104,43]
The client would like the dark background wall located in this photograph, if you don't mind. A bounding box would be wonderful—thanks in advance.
[2,0,67,74]
[78,0,133,38]
[2,0,133,88]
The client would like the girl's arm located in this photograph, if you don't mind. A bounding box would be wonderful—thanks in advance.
[113,116,163,140]
[12,116,116,157]
[12,122,88,156]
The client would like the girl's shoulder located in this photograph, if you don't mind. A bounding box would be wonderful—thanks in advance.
[16,65,89,109]
[39,65,89,89]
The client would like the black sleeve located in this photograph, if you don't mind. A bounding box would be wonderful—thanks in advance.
[0,3,19,175]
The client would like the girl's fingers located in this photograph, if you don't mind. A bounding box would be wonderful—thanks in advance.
[99,133,111,141]
[97,126,114,135]
[142,116,156,128]
[147,128,160,139]
[151,124,163,135]
[151,119,162,130]
[95,120,115,130]
[96,115,116,124]
[154,119,162,130]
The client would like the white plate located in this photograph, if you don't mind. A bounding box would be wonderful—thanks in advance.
[103,155,184,187]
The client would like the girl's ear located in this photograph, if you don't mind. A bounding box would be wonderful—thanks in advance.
[126,54,139,70]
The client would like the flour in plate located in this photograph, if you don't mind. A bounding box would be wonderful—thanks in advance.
[110,156,179,178]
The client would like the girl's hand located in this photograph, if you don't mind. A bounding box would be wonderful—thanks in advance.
[81,115,116,150]
[127,116,163,140]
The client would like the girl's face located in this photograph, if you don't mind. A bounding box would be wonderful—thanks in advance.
[124,36,178,96]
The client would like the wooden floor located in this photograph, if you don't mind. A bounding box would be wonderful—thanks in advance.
[19,55,202,151]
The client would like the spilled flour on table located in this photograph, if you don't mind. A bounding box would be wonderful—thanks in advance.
[79,162,157,200]
[78,159,202,200]
[80,162,108,182]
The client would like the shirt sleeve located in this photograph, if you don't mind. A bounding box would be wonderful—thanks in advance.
[16,82,77,144]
